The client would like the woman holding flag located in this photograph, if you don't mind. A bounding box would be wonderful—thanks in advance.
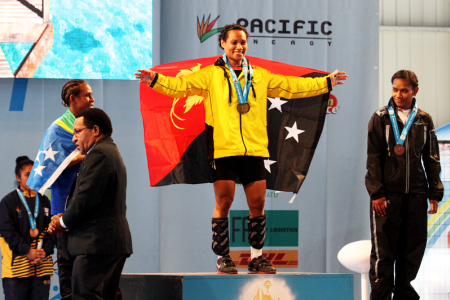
[136,23,347,274]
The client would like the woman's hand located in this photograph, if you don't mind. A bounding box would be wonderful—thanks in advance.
[428,200,438,214]
[372,197,387,216]
[330,70,348,86]
[135,69,156,85]
[27,248,45,264]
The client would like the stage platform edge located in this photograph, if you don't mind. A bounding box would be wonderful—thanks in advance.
[119,272,354,300]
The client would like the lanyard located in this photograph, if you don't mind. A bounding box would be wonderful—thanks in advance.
[388,102,418,145]
[16,189,39,230]
[222,54,253,105]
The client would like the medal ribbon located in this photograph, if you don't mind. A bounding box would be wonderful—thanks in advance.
[388,101,418,146]
[16,189,39,230]
[223,53,253,105]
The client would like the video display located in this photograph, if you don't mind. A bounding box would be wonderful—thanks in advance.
[0,0,152,79]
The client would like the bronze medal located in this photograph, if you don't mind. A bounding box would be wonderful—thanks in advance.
[394,144,405,156]
[237,103,250,114]
[30,228,39,238]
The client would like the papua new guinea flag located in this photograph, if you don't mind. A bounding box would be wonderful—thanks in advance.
[140,56,330,193]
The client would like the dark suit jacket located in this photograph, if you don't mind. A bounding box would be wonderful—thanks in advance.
[63,136,133,256]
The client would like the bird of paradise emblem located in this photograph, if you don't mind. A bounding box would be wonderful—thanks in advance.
[171,64,204,130]
[197,14,223,43]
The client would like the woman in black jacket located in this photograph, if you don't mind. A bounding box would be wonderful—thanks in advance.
[0,156,55,300]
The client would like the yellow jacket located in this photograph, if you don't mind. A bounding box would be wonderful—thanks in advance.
[150,57,332,159]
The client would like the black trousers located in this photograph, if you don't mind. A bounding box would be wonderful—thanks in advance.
[72,254,128,300]
[2,276,50,300]
[369,192,428,300]
[57,231,76,300]
[57,232,123,300]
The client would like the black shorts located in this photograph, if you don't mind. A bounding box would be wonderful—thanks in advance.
[211,156,266,186]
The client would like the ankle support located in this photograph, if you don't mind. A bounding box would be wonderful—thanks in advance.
[247,214,266,249]
[212,218,230,256]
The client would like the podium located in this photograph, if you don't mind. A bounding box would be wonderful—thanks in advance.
[120,272,353,300]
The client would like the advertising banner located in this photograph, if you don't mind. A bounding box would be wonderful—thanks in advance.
[230,210,299,247]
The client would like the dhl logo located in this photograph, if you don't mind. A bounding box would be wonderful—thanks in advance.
[230,250,298,268]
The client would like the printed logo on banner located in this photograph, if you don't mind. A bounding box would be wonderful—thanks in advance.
[197,14,333,46]
[230,250,299,269]
[230,210,298,247]
[239,278,296,300]
[197,14,223,43]
[327,94,339,114]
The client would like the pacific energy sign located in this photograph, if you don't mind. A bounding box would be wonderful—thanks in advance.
[198,15,332,46]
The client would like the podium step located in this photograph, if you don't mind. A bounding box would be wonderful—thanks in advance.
[120,272,353,300]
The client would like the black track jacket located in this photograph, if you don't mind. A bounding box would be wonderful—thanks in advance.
[365,98,444,201]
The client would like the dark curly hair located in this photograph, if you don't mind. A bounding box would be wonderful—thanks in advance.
[218,24,249,49]
[391,70,419,88]
[76,108,113,137]
[61,79,87,107]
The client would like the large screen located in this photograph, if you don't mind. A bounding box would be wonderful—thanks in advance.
[0,0,152,79]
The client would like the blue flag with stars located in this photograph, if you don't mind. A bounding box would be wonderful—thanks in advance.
[27,113,79,215]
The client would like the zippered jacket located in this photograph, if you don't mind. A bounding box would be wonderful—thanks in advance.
[150,57,332,160]
[365,98,444,201]
[0,190,55,278]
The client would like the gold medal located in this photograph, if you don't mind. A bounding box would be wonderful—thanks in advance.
[237,103,250,114]
[394,144,405,156]
[30,228,39,238]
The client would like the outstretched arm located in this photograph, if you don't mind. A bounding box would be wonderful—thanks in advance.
[135,69,156,85]
[136,66,211,99]
[329,70,348,86]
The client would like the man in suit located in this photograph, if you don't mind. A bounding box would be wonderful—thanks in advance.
[49,108,133,300]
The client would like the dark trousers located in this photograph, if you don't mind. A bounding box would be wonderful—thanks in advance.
[57,231,76,300]
[72,254,128,300]
[2,276,50,300]
[369,192,428,300]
